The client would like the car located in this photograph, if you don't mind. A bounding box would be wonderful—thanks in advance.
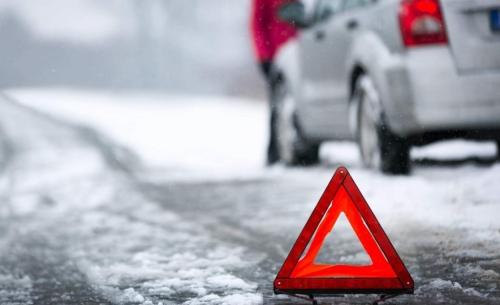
[272,0,500,174]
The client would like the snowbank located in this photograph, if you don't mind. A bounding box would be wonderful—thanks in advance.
[10,88,267,179]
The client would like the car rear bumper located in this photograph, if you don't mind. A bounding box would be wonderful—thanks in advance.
[379,46,500,140]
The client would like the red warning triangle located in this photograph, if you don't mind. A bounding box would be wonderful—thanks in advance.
[274,167,414,295]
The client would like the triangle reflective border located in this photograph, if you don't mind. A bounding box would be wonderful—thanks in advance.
[274,167,414,295]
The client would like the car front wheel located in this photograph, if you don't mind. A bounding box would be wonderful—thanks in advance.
[354,75,410,174]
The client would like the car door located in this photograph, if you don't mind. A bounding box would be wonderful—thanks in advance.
[297,0,353,140]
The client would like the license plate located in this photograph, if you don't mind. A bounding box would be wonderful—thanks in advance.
[491,9,500,32]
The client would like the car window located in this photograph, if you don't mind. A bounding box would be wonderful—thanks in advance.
[315,0,343,22]
[302,0,319,17]
[317,0,343,13]
[342,0,373,11]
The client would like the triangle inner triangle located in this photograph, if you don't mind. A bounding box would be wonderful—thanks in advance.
[314,212,371,266]
[290,186,396,279]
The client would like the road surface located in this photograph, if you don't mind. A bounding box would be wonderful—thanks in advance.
[0,92,499,305]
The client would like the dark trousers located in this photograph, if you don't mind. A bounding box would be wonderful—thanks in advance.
[266,70,282,164]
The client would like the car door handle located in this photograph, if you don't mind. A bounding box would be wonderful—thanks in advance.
[346,19,359,30]
[315,30,325,41]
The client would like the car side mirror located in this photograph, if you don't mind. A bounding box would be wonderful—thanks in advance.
[278,1,309,29]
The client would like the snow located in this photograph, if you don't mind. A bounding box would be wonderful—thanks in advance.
[10,88,267,179]
[416,278,489,299]
[0,274,32,305]
[412,140,496,161]
[9,89,500,232]
[71,204,263,305]
[3,88,500,304]
[206,275,257,291]
[183,293,263,305]
[0,95,264,305]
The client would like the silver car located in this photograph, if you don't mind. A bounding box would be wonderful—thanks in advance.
[273,0,500,173]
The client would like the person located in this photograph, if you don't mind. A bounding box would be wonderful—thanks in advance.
[250,0,298,165]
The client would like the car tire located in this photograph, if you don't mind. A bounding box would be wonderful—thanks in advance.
[354,75,410,174]
[496,140,500,160]
[273,78,319,166]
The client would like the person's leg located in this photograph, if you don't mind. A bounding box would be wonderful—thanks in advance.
[267,69,281,165]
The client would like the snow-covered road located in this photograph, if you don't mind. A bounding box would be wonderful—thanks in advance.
[0,94,263,305]
[1,90,499,305]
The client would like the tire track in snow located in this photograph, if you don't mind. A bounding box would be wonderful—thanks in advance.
[0,94,117,304]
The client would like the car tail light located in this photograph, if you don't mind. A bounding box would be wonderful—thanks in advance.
[399,0,448,47]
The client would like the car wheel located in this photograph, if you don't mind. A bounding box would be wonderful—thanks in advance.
[496,140,500,160]
[354,75,410,174]
[274,79,319,165]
